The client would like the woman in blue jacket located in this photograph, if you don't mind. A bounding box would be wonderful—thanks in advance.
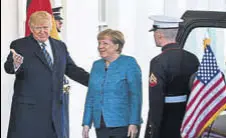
[82,29,142,138]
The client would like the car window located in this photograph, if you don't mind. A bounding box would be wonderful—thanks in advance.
[183,28,226,75]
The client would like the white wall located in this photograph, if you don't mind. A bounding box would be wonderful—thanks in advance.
[1,0,226,138]
[1,1,19,138]
[64,0,99,137]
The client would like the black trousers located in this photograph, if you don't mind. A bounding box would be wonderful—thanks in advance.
[96,127,129,138]
[95,116,140,138]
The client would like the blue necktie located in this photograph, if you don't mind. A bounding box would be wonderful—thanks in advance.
[41,43,53,68]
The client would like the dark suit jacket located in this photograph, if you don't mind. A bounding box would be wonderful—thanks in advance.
[145,43,199,138]
[4,35,89,138]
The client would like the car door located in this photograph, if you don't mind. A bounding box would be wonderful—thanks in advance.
[176,10,226,138]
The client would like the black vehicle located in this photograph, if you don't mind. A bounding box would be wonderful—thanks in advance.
[177,10,226,138]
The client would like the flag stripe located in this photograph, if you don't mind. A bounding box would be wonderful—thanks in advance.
[187,79,203,106]
[185,80,204,112]
[182,77,226,138]
[196,97,226,137]
[188,72,222,110]
[181,80,204,132]
[181,39,226,138]
[181,73,223,133]
[181,76,225,136]
[188,85,226,137]
[191,78,200,91]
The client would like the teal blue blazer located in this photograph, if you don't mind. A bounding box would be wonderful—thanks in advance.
[83,55,142,128]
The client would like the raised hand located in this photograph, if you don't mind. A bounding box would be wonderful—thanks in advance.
[10,49,24,69]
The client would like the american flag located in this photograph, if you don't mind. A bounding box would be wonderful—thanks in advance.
[180,38,226,138]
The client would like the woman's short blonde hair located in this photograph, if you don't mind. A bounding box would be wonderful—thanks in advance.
[29,11,52,28]
[97,29,125,53]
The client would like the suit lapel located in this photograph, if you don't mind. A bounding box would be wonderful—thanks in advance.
[29,36,53,71]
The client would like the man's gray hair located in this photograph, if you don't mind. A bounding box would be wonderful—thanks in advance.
[158,28,178,41]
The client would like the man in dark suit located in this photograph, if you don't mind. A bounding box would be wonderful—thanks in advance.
[145,15,200,138]
[4,11,89,138]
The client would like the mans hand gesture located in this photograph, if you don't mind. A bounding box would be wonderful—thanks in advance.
[10,49,23,69]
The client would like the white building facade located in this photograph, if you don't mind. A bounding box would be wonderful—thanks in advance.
[1,0,226,137]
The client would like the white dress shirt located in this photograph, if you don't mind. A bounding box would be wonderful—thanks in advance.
[38,39,54,64]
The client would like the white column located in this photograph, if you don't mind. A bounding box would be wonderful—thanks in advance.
[98,0,106,22]
[186,0,209,10]
[17,0,26,37]
[209,0,226,11]
[98,0,108,32]
[64,0,98,137]
[164,0,186,17]
[134,0,161,137]
[148,0,165,15]
[1,0,19,138]
[105,0,119,28]
[117,0,137,55]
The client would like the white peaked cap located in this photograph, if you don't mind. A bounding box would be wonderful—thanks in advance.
[148,15,183,31]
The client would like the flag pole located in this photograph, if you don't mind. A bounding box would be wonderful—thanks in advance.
[203,29,211,49]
